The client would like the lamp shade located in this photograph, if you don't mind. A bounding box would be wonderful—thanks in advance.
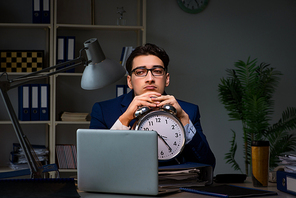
[81,38,126,90]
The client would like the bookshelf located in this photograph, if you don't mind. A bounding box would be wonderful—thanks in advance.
[0,0,146,177]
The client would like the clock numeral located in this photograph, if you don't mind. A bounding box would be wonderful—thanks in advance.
[171,125,175,130]
[143,127,149,130]
[148,121,153,126]
[160,151,164,155]
[175,133,178,138]
[155,117,161,123]
[173,141,177,146]
[165,119,168,124]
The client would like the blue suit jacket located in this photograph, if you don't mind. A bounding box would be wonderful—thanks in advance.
[90,90,215,168]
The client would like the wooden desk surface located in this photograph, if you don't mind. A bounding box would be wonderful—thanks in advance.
[79,177,294,198]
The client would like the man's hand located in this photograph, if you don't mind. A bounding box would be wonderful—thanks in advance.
[119,91,161,126]
[152,95,190,126]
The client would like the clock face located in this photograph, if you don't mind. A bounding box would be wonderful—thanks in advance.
[177,0,209,14]
[135,111,185,161]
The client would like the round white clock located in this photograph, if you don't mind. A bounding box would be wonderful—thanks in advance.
[134,105,185,161]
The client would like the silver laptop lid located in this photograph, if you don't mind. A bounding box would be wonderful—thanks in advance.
[77,129,159,195]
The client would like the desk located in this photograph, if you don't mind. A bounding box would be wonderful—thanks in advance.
[78,177,293,198]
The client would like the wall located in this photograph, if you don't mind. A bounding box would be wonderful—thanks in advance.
[1,0,295,175]
[146,0,296,175]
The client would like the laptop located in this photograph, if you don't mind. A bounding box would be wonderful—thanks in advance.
[76,129,161,196]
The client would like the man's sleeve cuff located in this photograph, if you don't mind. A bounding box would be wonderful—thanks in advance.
[110,119,131,130]
[184,120,196,144]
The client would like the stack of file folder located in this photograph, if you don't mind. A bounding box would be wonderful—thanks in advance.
[18,84,49,121]
[9,143,49,170]
[158,163,213,188]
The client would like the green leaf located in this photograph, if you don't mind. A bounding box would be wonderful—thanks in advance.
[218,57,296,173]
[224,130,242,173]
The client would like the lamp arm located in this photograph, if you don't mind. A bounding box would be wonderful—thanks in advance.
[0,47,88,178]
[9,58,85,90]
[0,84,41,178]
[12,47,88,83]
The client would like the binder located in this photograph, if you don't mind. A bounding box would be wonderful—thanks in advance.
[116,85,125,97]
[71,145,77,169]
[57,36,66,64]
[30,84,40,121]
[39,84,49,121]
[64,145,75,169]
[32,0,42,23]
[119,47,126,65]
[121,46,133,70]
[277,171,296,196]
[65,36,75,73]
[41,0,50,23]
[18,84,31,121]
[116,85,130,97]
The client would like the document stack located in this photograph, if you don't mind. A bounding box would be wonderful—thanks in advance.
[158,163,213,189]
[278,154,296,173]
[9,143,49,170]
[60,112,91,122]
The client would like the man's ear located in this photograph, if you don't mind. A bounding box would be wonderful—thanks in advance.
[127,75,133,89]
[165,73,170,87]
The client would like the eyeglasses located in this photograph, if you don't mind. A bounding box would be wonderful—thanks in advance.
[131,66,166,77]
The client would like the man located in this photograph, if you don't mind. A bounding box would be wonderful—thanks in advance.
[90,43,215,168]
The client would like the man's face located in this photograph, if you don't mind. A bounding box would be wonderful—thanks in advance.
[127,55,170,96]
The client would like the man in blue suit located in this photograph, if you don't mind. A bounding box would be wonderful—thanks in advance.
[90,43,215,168]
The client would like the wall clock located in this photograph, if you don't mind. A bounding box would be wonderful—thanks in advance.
[134,105,185,161]
[177,0,209,14]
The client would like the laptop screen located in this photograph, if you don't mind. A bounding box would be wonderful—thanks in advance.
[76,129,159,195]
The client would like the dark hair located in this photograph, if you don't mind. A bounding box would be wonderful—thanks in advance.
[126,43,170,75]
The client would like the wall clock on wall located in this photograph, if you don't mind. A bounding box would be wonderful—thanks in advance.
[177,0,209,14]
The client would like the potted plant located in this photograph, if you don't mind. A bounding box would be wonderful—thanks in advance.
[218,57,296,175]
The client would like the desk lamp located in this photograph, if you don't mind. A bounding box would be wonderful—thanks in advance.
[0,38,126,178]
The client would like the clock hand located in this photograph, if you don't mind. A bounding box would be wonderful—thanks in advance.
[157,133,172,152]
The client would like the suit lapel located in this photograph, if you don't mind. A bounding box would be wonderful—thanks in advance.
[120,89,134,114]
[120,90,137,128]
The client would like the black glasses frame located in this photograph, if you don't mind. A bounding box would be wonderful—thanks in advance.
[131,66,166,77]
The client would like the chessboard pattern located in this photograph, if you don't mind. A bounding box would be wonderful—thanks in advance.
[0,50,44,72]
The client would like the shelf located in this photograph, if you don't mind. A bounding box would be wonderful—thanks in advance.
[55,73,83,77]
[0,0,146,176]
[56,24,144,31]
[59,169,77,173]
[55,121,90,125]
[0,121,51,125]
[0,23,51,29]
[0,167,14,173]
